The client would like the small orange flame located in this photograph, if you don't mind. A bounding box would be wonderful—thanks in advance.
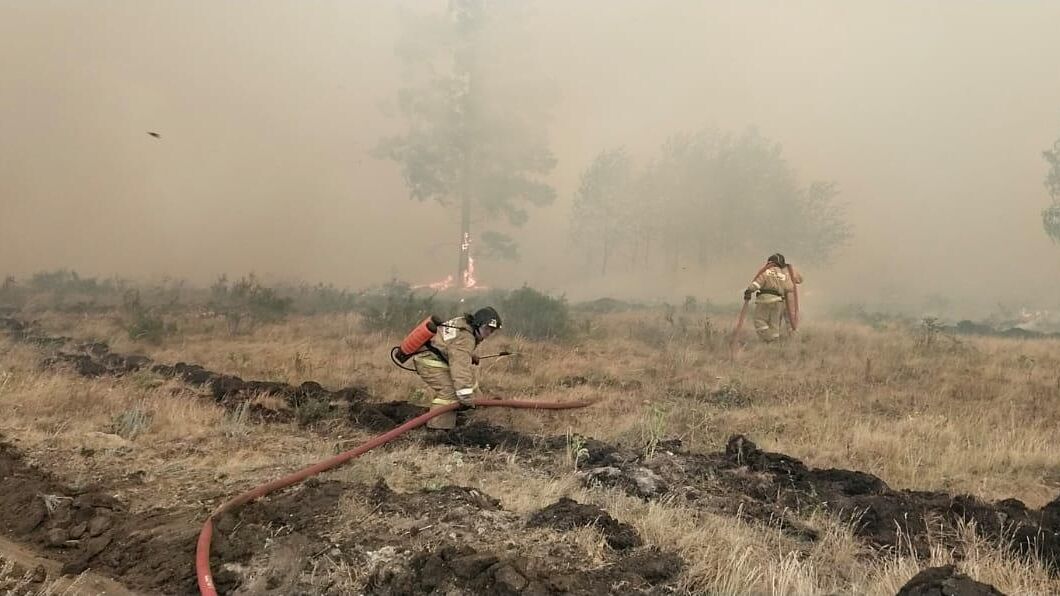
[463,254,477,289]
[415,233,483,291]
[419,275,454,291]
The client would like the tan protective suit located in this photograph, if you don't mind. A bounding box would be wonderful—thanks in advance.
[412,316,478,430]
[747,266,803,342]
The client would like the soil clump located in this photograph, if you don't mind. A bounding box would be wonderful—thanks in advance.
[896,565,1006,596]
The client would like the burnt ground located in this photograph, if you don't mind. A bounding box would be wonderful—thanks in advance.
[361,480,682,596]
[527,497,642,550]
[0,436,685,595]
[364,543,682,596]
[2,316,374,427]
[0,439,200,594]
[579,433,1060,570]
[0,316,1046,593]
[896,565,1006,596]
[428,421,1060,575]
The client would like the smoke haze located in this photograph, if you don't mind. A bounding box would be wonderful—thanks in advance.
[3,1,1059,314]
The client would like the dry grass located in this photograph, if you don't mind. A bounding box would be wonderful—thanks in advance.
[4,309,1060,593]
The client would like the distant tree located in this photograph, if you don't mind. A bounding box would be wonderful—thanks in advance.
[1042,137,1060,242]
[571,149,634,274]
[570,128,850,276]
[376,0,556,285]
[787,180,850,262]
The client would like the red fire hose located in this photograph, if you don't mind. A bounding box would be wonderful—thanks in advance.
[195,397,597,596]
[786,264,801,331]
[729,262,772,351]
[729,299,751,357]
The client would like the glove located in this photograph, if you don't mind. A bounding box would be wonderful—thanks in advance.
[471,355,480,366]
[456,390,475,409]
[743,289,754,301]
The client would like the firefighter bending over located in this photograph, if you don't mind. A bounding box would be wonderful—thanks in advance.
[743,253,802,342]
[413,307,502,430]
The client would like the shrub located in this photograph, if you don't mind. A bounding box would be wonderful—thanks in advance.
[127,312,169,344]
[222,402,252,438]
[296,398,333,427]
[111,404,152,439]
[499,285,571,340]
[571,297,638,314]
[357,282,570,340]
[210,274,293,334]
[359,280,454,335]
[292,283,359,314]
[122,290,173,344]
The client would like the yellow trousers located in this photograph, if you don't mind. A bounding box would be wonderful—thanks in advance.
[753,300,784,342]
[413,356,459,430]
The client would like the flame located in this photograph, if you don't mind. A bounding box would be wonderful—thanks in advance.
[463,254,477,289]
[420,274,454,291]
[414,233,483,291]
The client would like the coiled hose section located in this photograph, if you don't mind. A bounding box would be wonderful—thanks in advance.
[195,397,597,596]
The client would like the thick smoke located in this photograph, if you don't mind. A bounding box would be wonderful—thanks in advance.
[2,2,1059,314]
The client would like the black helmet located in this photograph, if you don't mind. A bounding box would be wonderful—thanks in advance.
[767,253,786,268]
[471,306,502,330]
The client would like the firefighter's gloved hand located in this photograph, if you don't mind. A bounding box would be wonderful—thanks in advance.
[456,390,476,409]
[743,289,754,301]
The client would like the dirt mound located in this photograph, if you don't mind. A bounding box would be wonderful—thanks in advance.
[527,498,642,550]
[3,427,681,594]
[42,351,149,377]
[0,439,200,594]
[4,317,376,427]
[209,479,683,594]
[367,542,682,596]
[151,361,371,407]
[431,421,568,451]
[360,481,682,594]
[2,316,371,408]
[896,565,1006,596]
[207,479,351,593]
[348,401,426,431]
[714,436,1060,565]
[575,434,1060,569]
[456,430,1053,566]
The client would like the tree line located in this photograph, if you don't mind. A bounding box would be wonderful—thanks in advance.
[570,129,850,275]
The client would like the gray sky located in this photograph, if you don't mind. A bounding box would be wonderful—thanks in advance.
[2,1,1059,312]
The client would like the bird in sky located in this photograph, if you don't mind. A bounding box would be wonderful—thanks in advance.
[147,132,161,139]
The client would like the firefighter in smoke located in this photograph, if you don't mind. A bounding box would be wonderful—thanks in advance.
[410,307,502,430]
[743,253,802,342]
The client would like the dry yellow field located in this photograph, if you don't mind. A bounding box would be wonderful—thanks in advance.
[2,307,1059,594]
